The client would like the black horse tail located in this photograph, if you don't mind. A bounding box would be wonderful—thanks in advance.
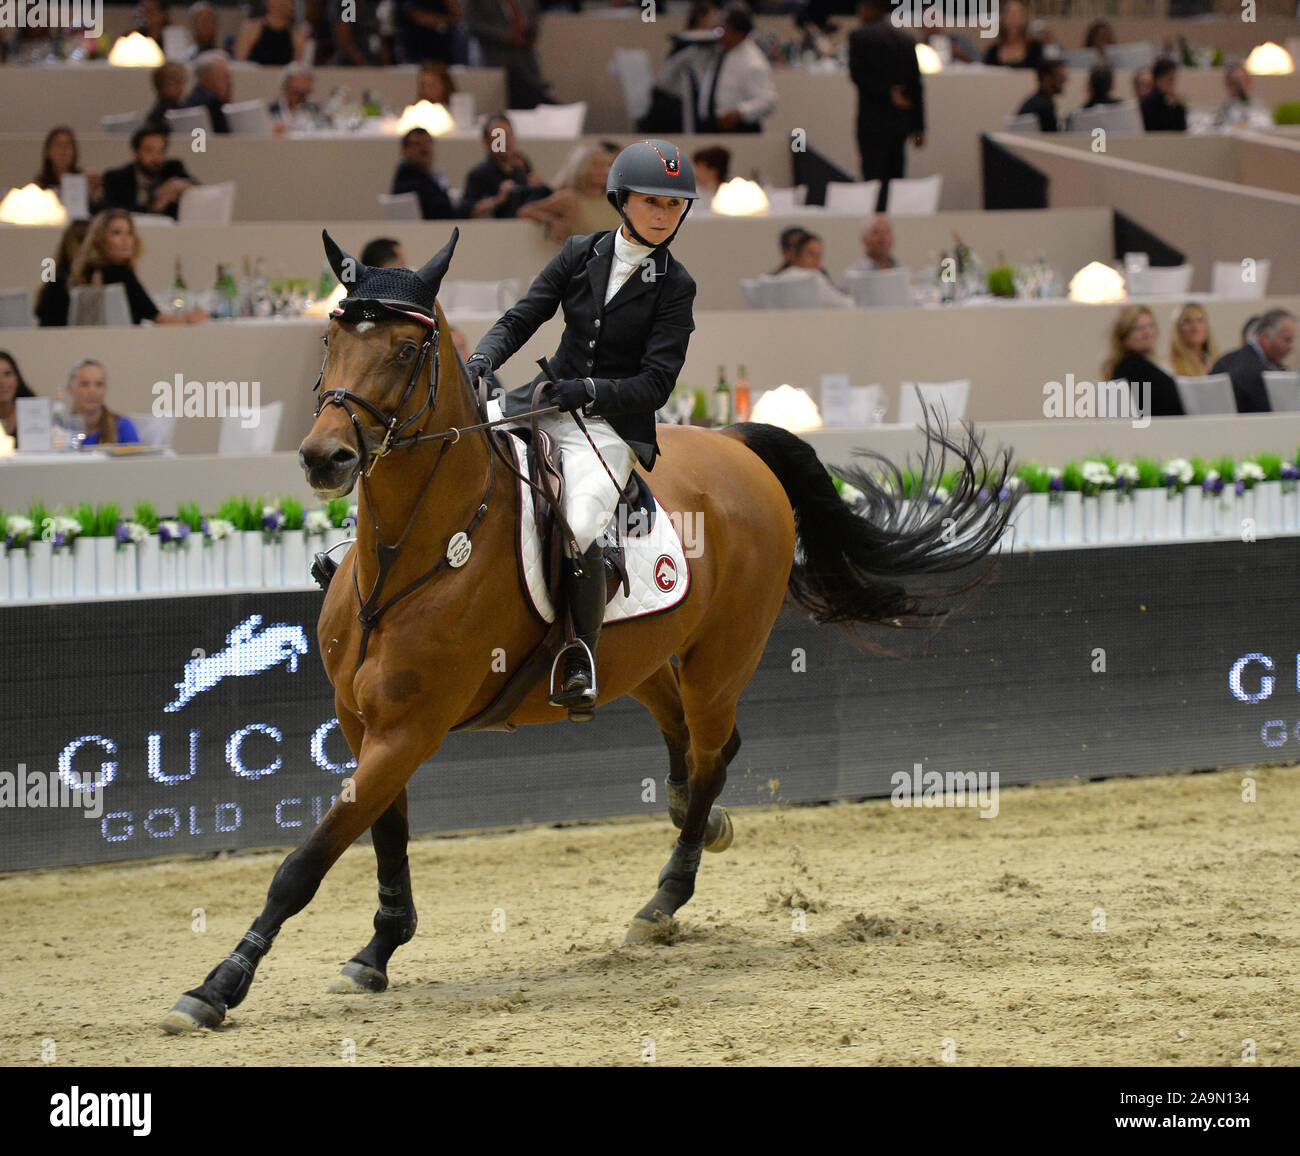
[724,412,1019,627]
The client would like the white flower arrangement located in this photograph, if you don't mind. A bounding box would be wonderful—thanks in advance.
[157,519,188,549]
[304,508,332,536]
[840,483,865,507]
[203,517,236,543]
[42,514,82,550]
[4,514,35,549]
[1080,460,1114,496]
[931,485,950,503]
[1163,458,1194,487]
[116,520,150,548]
[1238,461,1266,487]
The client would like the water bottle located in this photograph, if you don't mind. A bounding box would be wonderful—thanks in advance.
[51,387,70,450]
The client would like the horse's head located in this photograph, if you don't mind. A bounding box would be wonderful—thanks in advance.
[299,228,459,498]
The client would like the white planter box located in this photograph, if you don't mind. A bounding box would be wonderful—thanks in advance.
[240,531,263,588]
[7,548,28,600]
[184,538,204,590]
[323,526,348,555]
[282,530,308,587]
[262,539,284,588]
[28,539,52,598]
[94,537,117,595]
[1256,481,1280,534]
[159,546,181,592]
[73,536,97,595]
[137,536,161,594]
[1060,491,1083,544]
[1282,486,1299,532]
[114,546,137,594]
[1101,491,1123,541]
[1132,490,1158,541]
[51,548,75,598]
[0,550,8,600]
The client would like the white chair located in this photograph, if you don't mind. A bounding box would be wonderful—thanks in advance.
[1003,113,1042,134]
[1174,374,1236,416]
[885,174,942,216]
[126,412,178,447]
[824,180,881,214]
[1068,101,1143,135]
[178,182,236,225]
[897,380,970,426]
[0,289,33,328]
[161,25,192,62]
[740,277,764,309]
[1127,264,1193,297]
[763,186,807,213]
[608,48,653,127]
[218,400,283,455]
[1211,260,1270,299]
[532,102,587,137]
[59,173,90,220]
[1263,371,1300,412]
[843,266,912,308]
[439,279,520,315]
[503,107,541,137]
[378,192,421,221]
[448,91,477,131]
[222,99,273,138]
[101,112,142,134]
[164,106,212,137]
[68,284,132,327]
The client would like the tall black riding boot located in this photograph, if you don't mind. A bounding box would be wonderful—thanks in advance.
[550,543,607,715]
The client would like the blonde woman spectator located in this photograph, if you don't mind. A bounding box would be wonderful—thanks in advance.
[518,143,621,244]
[1169,304,1220,378]
[66,360,140,445]
[1105,305,1180,417]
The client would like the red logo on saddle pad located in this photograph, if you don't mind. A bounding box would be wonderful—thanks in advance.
[654,555,678,592]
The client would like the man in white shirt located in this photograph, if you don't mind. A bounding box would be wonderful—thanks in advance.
[656,4,777,133]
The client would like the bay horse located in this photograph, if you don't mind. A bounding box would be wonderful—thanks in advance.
[161,229,1014,1033]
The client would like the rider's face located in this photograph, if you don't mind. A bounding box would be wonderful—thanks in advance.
[621,193,686,246]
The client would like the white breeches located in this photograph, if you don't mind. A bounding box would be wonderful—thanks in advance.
[489,399,636,553]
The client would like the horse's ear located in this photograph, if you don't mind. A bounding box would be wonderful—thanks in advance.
[415,227,459,297]
[321,229,367,294]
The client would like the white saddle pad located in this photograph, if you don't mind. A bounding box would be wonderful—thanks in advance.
[504,432,691,624]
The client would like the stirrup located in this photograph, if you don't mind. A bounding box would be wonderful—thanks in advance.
[549,639,597,714]
[311,551,338,591]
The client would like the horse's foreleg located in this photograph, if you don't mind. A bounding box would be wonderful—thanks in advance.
[160,732,428,1034]
[328,787,417,994]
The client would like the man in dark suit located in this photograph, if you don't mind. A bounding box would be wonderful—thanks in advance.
[95,126,197,220]
[459,115,552,218]
[848,0,925,211]
[1210,309,1296,412]
[1140,58,1187,132]
[181,51,232,133]
[391,128,458,219]
[1018,60,1067,132]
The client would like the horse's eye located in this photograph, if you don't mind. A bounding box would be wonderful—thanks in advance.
[396,345,415,362]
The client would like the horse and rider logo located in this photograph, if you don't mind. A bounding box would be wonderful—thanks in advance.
[654,555,678,592]
[164,615,310,712]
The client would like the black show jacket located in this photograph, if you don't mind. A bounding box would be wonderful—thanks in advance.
[472,229,696,470]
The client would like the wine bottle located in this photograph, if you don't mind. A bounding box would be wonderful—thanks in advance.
[733,365,752,423]
[712,365,732,426]
[170,257,187,314]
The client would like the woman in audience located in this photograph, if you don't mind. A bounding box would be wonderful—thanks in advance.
[691,146,731,203]
[234,0,308,65]
[1082,20,1115,63]
[0,351,37,441]
[774,230,853,308]
[771,226,810,274]
[69,210,207,326]
[416,60,457,107]
[518,142,621,244]
[983,2,1044,69]
[1105,305,1182,417]
[65,359,139,445]
[34,125,101,203]
[34,219,90,328]
[1081,65,1119,109]
[1169,303,1220,377]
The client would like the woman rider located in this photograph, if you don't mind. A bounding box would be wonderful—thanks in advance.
[465,139,699,714]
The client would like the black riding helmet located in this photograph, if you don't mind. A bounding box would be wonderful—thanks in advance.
[605,140,698,248]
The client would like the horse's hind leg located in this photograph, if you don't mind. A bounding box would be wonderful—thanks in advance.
[328,787,417,995]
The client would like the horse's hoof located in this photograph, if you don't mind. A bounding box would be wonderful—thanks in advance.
[160,994,224,1034]
[705,806,734,853]
[328,961,389,994]
[623,911,679,946]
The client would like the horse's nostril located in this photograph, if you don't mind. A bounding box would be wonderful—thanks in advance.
[330,446,358,467]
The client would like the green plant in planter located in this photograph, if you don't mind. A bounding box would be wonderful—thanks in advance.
[326,497,351,528]
[91,503,120,536]
[1255,452,1283,482]
[1134,457,1163,488]
[26,500,50,535]
[1273,101,1300,126]
[72,502,97,536]
[216,496,261,532]
[1061,461,1085,492]
[133,501,160,532]
[176,501,204,533]
[987,265,1016,298]
[280,496,305,531]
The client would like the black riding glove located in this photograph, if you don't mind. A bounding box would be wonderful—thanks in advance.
[465,354,492,388]
[548,378,594,414]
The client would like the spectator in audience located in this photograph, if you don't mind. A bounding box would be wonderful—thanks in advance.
[772,226,810,274]
[637,1,720,133]
[0,352,36,441]
[234,0,308,65]
[1105,306,1181,417]
[1169,303,1220,377]
[691,145,731,202]
[34,220,90,328]
[848,0,924,210]
[1211,308,1296,413]
[330,0,385,65]
[775,231,854,307]
[1081,64,1119,109]
[182,51,233,133]
[66,360,140,446]
[1140,58,1187,132]
[391,128,458,219]
[361,237,407,269]
[95,127,196,220]
[517,142,621,243]
[70,210,207,326]
[840,214,899,285]
[656,4,777,135]
[188,2,220,55]
[1132,67,1154,103]
[269,62,320,128]
[1082,19,1116,64]
[983,2,1043,69]
[460,115,552,218]
[1215,63,1259,128]
[1241,314,1262,344]
[465,0,553,108]
[416,60,457,106]
[34,126,101,203]
[144,63,189,128]
[403,0,461,66]
[1018,60,1067,132]
[134,0,170,48]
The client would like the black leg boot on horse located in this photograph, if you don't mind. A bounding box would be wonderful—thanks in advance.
[550,541,607,721]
